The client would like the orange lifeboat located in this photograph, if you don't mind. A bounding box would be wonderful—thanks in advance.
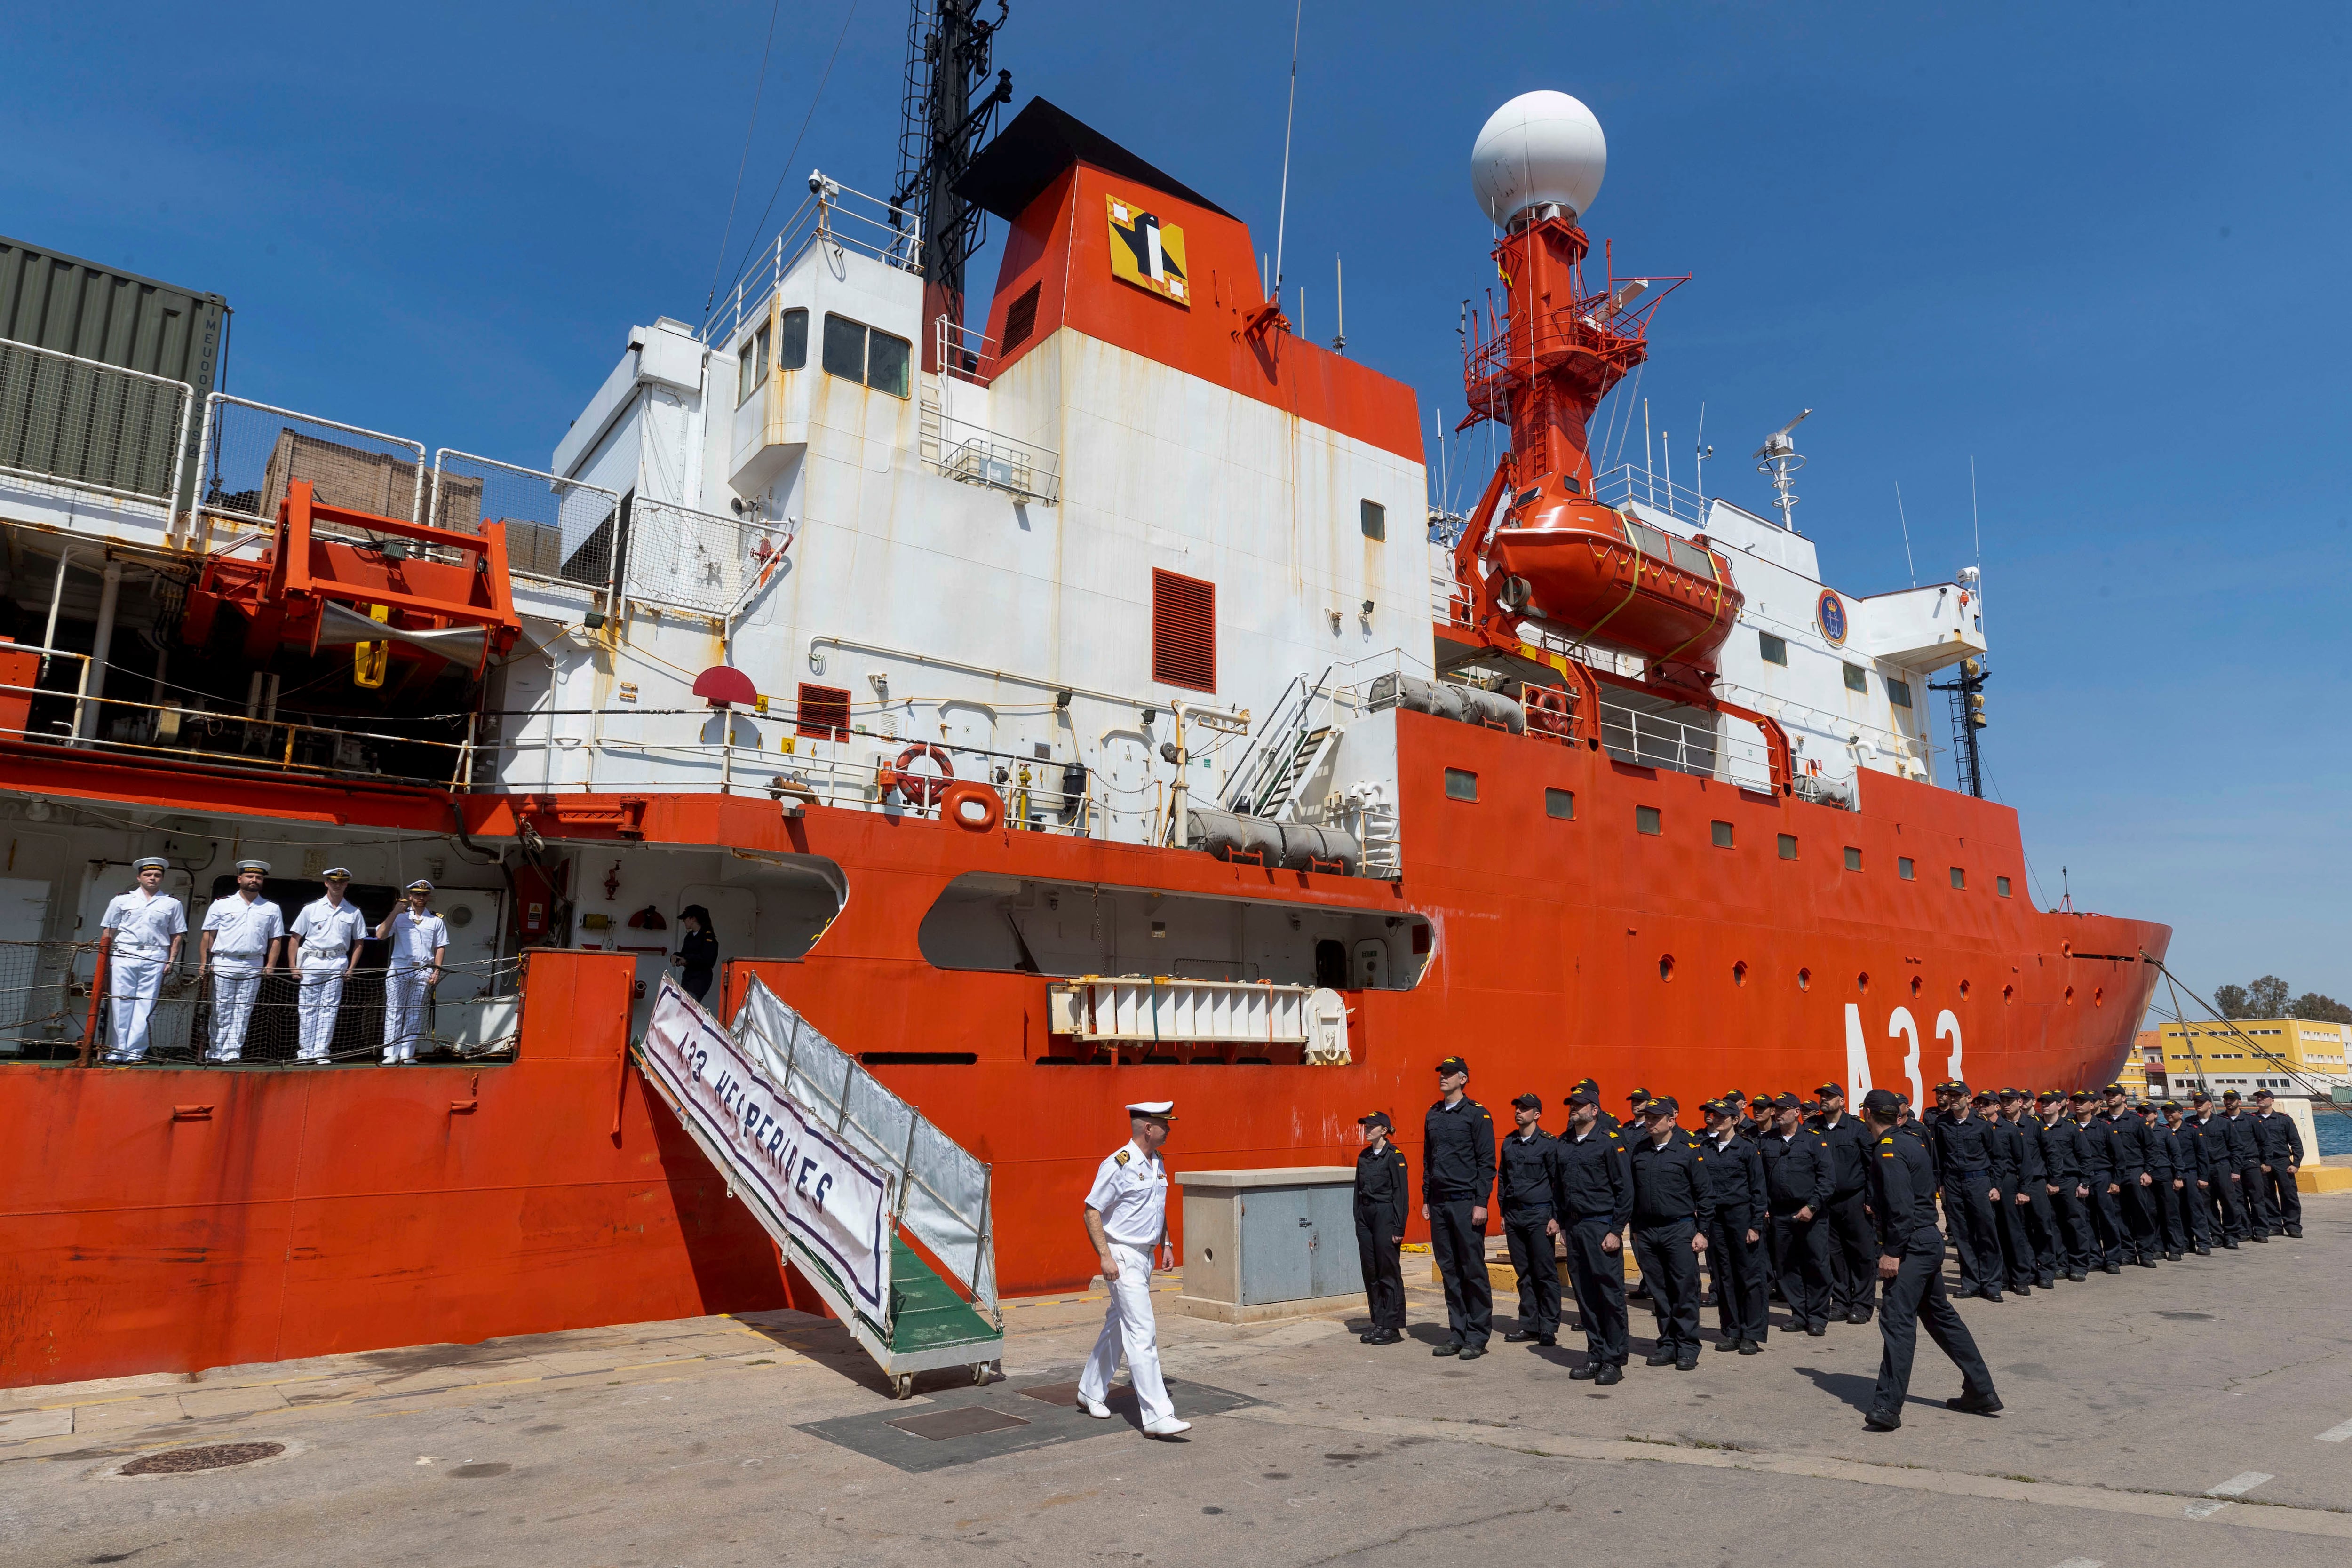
[1491,480,1743,669]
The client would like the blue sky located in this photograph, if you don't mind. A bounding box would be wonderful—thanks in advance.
[8,1,2347,1012]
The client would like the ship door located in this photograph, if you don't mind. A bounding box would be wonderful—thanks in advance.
[1314,939,1347,990]
[1096,729,1152,841]
[1351,939,1388,991]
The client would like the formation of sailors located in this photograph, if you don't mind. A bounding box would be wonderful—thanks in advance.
[1343,1057,2313,1432]
[98,861,448,1065]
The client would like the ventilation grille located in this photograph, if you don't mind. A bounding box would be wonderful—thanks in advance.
[1000,282,1042,354]
[1151,569,1216,692]
[795,682,851,740]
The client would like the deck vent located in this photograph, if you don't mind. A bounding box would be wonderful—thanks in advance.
[795,682,851,740]
[1151,569,1216,692]
[1000,282,1042,353]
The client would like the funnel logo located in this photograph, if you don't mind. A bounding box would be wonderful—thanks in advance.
[1107,195,1189,308]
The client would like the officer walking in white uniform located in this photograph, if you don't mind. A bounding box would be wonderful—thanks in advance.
[376,878,448,1064]
[1078,1099,1190,1437]
[197,859,285,1062]
[98,856,186,1063]
[288,869,367,1062]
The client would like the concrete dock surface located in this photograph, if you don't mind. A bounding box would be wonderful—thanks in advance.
[5,1191,2350,1566]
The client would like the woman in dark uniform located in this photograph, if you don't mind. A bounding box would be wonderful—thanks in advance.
[674,905,717,1003]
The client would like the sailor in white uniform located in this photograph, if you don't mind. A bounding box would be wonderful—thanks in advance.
[198,859,285,1062]
[376,878,448,1064]
[1078,1099,1190,1437]
[98,856,186,1063]
[288,869,367,1062]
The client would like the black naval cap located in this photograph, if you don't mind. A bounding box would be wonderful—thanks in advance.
[1861,1087,1905,1116]
[1643,1095,1679,1116]
[1436,1055,1469,1075]
[2222,1089,2242,1101]
[1573,1077,1600,1091]
[1946,1078,1971,1096]
[1627,1087,1653,1104]
[1511,1092,1543,1111]
[2189,1090,2212,1103]
[1815,1082,1844,1099]
[1748,1092,1774,1109]
[1770,1092,1801,1110]
[1358,1110,1393,1131]
[2068,1089,2095,1102]
[2102,1082,2127,1096]
[2254,1088,2275,1100]
[1971,1090,1995,1106]
[2161,1099,2183,1111]
[2036,1089,2065,1104]
[1564,1087,1599,1107]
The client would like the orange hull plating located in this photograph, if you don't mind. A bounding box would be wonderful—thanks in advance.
[0,711,2166,1387]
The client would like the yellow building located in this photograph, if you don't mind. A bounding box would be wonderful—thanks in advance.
[2121,1033,2155,1098]
[2151,1017,2351,1102]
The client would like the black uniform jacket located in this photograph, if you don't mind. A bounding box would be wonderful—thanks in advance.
[1628,1130,1716,1227]
[1354,1141,1410,1242]
[1702,1131,1764,1216]
[2097,1109,2152,1177]
[2251,1110,2305,1165]
[1866,1129,1943,1258]
[1985,1116,2023,1190]
[2038,1116,2084,1184]
[2012,1115,2048,1183]
[2075,1116,2117,1186]
[2161,1119,2201,1178]
[1811,1112,1872,1197]
[1497,1128,1562,1220]
[1423,1097,1497,1204]
[1757,1126,1834,1215]
[2218,1111,2260,1166]
[1932,1112,1995,1181]
[1551,1123,1633,1226]
[2184,1114,2229,1177]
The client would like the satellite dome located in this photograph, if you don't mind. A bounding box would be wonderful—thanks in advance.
[1470,91,1607,226]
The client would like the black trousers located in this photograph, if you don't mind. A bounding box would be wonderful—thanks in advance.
[1560,1215,1627,1365]
[1502,1212,1561,1335]
[2170,1178,2211,1249]
[1702,1204,1764,1344]
[2235,1162,2273,1234]
[1940,1173,2000,1293]
[2114,1173,2158,1261]
[1990,1188,2036,1289]
[2209,1169,2249,1241]
[1630,1218,1703,1356]
[1428,1198,1492,1347]
[2050,1184,2098,1273]
[2088,1182,2126,1265]
[1768,1210,1832,1331]
[1870,1225,1996,1423]
[2019,1185,2059,1281]
[2260,1164,2302,1231]
[1820,1191,1877,1317]
[1355,1215,1404,1329]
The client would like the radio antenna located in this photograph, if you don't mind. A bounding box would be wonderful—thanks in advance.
[1895,480,1917,586]
[1271,0,1303,310]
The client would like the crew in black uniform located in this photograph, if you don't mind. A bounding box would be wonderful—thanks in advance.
[2251,1089,2305,1238]
[1622,1087,1656,1302]
[2218,1091,2269,1241]
[2133,1093,2182,1260]
[1931,1082,2003,1300]
[1626,1096,1713,1370]
[2036,1090,2095,1280]
[1858,1087,2001,1432]
[1552,1087,1630,1383]
[2159,1100,2213,1256]
[2098,1084,2161,1268]
[1758,1093,1835,1335]
[2191,1090,2249,1244]
[1422,1056,1496,1358]
[1352,1112,1409,1344]
[1498,1093,1563,1346]
[1700,1099,1766,1353]
[1977,1091,2035,1295]
[1568,1078,1620,1133]
[2001,1088,2058,1287]
[2070,1090,2124,1273]
[1810,1084,1877,1323]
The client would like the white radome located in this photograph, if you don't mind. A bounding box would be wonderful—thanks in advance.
[1470,90,1607,226]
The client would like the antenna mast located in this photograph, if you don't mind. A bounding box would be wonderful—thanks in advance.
[1753,408,1811,531]
[1271,0,1303,309]
[894,1,1014,350]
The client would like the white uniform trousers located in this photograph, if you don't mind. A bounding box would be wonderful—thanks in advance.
[382,965,431,1063]
[296,959,348,1060]
[207,963,263,1061]
[1077,1242,1174,1425]
[104,953,169,1061]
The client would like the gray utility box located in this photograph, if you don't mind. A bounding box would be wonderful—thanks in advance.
[1172,1168,1364,1324]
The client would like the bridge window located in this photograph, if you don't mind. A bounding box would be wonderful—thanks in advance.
[1843,662,1868,693]
[821,313,911,398]
[738,321,769,406]
[1360,499,1386,541]
[1887,677,1913,708]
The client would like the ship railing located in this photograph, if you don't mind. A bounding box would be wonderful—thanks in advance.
[1596,692,1777,792]
[1591,463,1708,527]
[191,393,431,551]
[935,314,1004,388]
[1429,567,1473,627]
[0,943,524,1066]
[621,497,797,623]
[0,336,198,517]
[704,175,922,350]
[0,646,477,784]
[429,449,627,595]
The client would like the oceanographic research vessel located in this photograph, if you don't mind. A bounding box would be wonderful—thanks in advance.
[0,38,2168,1387]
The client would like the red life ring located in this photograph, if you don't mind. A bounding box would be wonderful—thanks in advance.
[938,780,1003,833]
[884,743,954,806]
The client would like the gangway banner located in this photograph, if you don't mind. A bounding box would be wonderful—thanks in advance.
[640,976,891,1314]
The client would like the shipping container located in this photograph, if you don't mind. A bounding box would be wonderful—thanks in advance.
[0,234,229,509]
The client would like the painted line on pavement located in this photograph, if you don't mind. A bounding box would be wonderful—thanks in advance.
[2185,1471,2273,1520]
[2049,1558,2103,1568]
[2318,1417,2352,1443]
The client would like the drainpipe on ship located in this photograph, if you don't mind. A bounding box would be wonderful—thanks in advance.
[72,560,123,746]
[1164,703,1189,848]
[39,547,72,677]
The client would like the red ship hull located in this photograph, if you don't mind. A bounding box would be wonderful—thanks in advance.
[0,710,2165,1388]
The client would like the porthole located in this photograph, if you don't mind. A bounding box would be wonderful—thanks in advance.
[2064,985,2076,1005]
[2002,983,2014,1004]
[1797,967,1812,992]
[1958,979,1971,1000]
[1909,975,1923,998]
[1659,954,1676,982]
[1732,960,1748,987]
[1857,971,1871,994]
[2093,987,2105,1008]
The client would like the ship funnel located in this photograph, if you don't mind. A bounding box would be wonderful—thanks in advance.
[1470,91,1607,227]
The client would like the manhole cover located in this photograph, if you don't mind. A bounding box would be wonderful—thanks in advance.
[887,1406,1031,1441]
[122,1442,285,1475]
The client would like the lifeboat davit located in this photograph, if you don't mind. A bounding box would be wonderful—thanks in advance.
[1492,481,1744,669]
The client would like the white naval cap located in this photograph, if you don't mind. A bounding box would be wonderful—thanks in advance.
[404,878,434,892]
[234,859,272,875]
[1125,1100,1176,1119]
[320,867,352,881]
[132,856,169,872]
